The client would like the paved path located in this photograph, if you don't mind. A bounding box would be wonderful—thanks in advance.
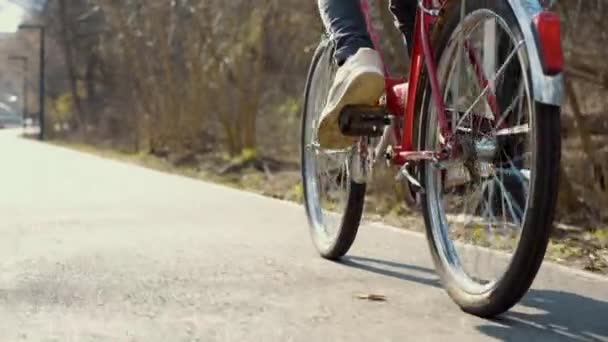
[0,130,606,341]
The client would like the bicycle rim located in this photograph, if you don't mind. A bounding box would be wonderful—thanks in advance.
[301,42,363,255]
[423,9,535,295]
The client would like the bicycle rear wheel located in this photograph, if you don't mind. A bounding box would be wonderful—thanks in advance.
[419,0,561,317]
[301,40,366,260]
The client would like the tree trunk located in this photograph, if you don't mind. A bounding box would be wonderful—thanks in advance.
[57,0,85,128]
[564,79,608,211]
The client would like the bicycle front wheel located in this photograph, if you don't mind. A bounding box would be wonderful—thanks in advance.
[419,0,561,317]
[301,40,366,260]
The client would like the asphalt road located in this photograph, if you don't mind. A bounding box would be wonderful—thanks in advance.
[0,129,606,342]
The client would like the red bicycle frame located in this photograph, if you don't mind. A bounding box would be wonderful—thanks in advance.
[359,0,564,167]
[360,0,450,166]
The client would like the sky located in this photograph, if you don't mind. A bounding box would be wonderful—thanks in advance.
[0,0,26,33]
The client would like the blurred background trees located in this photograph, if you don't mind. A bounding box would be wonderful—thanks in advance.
[40,0,322,158]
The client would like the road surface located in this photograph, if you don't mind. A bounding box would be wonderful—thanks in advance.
[0,129,606,341]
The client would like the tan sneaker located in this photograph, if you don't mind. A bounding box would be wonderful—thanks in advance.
[318,48,385,149]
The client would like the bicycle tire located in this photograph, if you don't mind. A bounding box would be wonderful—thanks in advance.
[419,0,561,317]
[301,40,366,260]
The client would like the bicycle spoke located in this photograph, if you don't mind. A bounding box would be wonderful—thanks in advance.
[496,124,530,136]
[491,174,525,226]
[456,40,525,129]
[494,80,525,130]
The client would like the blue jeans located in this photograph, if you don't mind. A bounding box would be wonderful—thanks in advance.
[318,0,417,64]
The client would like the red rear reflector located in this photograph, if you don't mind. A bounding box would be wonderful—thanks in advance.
[533,11,563,76]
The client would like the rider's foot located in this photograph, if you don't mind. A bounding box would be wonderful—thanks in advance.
[318,48,385,149]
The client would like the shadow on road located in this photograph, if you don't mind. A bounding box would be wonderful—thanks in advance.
[341,255,608,342]
[478,290,608,342]
[340,255,441,288]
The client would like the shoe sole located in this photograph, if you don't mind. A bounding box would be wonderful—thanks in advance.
[318,71,385,149]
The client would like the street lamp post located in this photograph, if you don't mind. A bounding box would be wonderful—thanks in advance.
[18,24,45,140]
[7,55,28,129]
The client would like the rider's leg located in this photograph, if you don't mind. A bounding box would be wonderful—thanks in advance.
[317,0,374,65]
[318,0,417,63]
[316,0,417,149]
[389,0,417,54]
[317,0,384,148]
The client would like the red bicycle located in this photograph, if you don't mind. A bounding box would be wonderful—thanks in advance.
[301,0,563,317]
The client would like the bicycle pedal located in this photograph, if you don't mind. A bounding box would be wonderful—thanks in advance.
[339,105,389,138]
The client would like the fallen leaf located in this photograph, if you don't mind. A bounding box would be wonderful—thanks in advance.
[355,293,387,302]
